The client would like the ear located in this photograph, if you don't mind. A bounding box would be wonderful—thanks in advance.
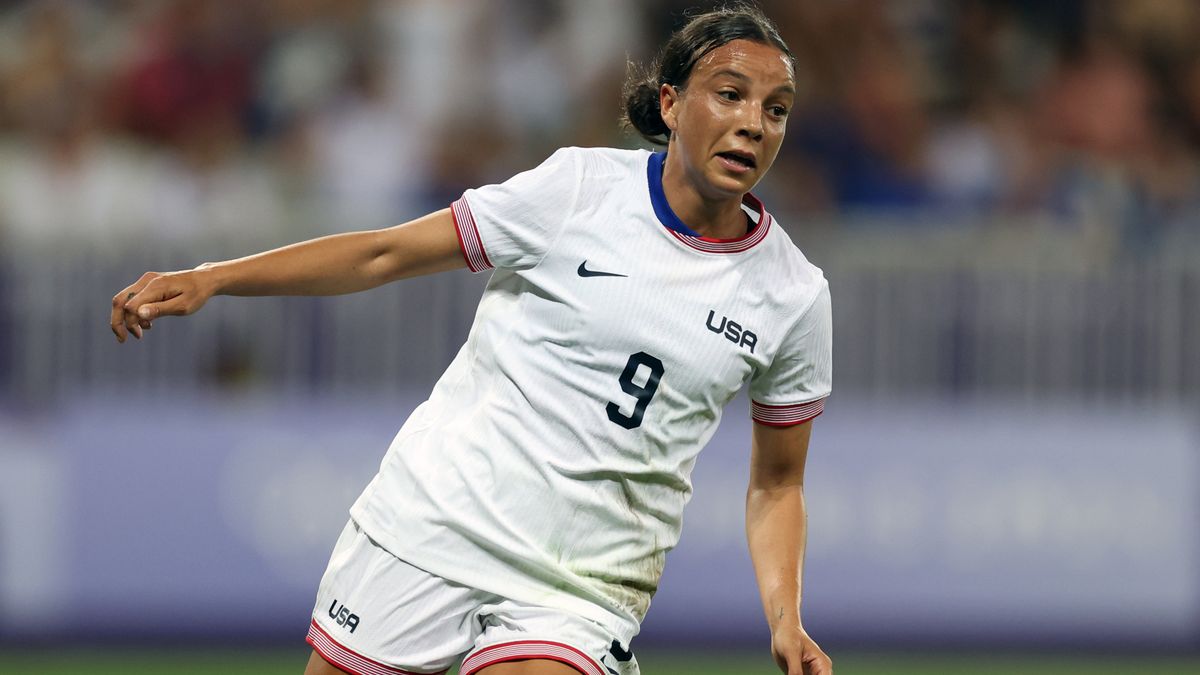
[660,83,681,133]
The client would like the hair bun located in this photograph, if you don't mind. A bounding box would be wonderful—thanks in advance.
[622,77,670,145]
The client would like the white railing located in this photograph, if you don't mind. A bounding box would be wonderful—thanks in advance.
[2,222,1197,404]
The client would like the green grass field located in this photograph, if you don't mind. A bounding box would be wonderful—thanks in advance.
[2,648,1199,674]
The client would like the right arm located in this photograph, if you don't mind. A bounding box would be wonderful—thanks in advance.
[111,208,464,342]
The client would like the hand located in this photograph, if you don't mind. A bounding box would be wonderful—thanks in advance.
[110,267,216,343]
[771,624,832,675]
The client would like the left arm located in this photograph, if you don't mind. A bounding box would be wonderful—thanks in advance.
[746,419,832,675]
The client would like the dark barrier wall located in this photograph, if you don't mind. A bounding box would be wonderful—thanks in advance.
[2,391,1196,648]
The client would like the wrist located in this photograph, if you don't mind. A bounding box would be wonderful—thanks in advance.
[767,605,803,633]
[193,261,226,297]
[771,622,808,649]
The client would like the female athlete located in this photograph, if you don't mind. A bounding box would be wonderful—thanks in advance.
[112,6,833,675]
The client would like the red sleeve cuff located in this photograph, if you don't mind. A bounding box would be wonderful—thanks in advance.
[750,397,825,427]
[451,196,493,273]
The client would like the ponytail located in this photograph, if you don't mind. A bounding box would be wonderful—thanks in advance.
[621,64,672,146]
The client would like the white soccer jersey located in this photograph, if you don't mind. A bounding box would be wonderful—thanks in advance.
[350,147,832,643]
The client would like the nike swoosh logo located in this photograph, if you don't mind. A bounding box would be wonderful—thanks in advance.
[608,640,634,662]
[578,261,628,278]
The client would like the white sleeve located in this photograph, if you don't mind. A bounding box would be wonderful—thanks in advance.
[451,147,582,272]
[748,281,833,426]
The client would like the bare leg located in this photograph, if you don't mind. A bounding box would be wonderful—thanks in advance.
[304,649,351,675]
[475,659,583,674]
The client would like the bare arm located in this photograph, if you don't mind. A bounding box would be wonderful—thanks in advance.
[111,209,464,342]
[746,419,832,675]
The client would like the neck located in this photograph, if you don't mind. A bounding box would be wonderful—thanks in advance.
[660,150,748,239]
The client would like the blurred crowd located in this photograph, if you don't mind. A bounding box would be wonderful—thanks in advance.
[1,0,1198,251]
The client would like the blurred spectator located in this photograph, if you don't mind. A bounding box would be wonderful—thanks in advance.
[139,103,286,241]
[0,0,1196,250]
[0,1,152,245]
[257,0,359,129]
[1028,30,1156,250]
[109,0,261,145]
[925,92,1024,213]
[308,52,431,230]
[785,1,934,212]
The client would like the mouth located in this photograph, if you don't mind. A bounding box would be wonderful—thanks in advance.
[715,150,757,172]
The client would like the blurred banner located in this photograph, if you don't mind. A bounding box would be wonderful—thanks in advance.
[2,392,1196,647]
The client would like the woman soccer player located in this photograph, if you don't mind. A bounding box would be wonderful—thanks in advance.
[112,6,832,675]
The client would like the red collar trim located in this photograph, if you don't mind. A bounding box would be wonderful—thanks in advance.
[647,151,772,254]
[666,193,772,253]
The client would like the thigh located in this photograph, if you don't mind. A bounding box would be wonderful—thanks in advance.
[473,660,582,675]
[304,649,350,675]
[459,601,640,675]
[307,519,481,674]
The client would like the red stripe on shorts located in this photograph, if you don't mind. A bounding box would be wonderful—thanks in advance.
[460,639,605,675]
[306,619,445,675]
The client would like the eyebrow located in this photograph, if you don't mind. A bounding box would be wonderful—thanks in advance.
[711,68,796,95]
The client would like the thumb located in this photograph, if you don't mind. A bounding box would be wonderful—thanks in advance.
[803,648,833,675]
[774,646,804,675]
[805,658,832,675]
[136,292,191,319]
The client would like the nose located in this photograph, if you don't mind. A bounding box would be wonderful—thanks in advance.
[737,103,764,142]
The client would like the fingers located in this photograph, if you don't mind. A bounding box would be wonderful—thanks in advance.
[135,293,191,321]
[801,644,832,675]
[775,635,832,675]
[112,271,168,343]
[111,282,149,343]
[124,293,145,339]
[803,654,833,675]
[110,291,129,343]
[111,268,210,343]
[774,645,805,675]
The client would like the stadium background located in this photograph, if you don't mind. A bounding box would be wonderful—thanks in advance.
[0,0,1198,673]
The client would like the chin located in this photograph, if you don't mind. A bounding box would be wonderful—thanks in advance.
[705,170,756,197]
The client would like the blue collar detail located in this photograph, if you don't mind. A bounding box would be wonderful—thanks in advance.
[647,151,702,237]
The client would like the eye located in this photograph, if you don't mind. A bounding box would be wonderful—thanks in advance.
[769,105,790,118]
[718,89,740,101]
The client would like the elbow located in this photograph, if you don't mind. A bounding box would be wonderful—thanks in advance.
[364,233,408,285]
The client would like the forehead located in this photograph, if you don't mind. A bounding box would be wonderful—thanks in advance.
[691,39,795,89]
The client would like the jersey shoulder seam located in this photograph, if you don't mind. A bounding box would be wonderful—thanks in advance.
[526,146,586,272]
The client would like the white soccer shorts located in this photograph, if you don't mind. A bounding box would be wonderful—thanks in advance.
[307,519,640,675]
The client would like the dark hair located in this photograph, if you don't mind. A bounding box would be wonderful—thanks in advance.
[622,4,793,146]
